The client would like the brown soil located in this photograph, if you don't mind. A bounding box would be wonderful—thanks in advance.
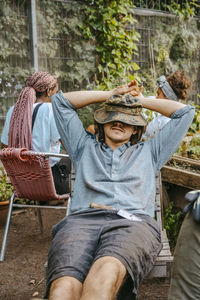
[167,156,200,174]
[0,207,170,300]
[167,160,200,174]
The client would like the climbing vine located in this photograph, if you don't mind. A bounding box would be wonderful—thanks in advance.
[76,0,141,127]
[166,0,200,19]
[81,0,140,90]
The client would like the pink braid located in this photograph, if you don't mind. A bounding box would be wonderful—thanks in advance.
[8,71,57,149]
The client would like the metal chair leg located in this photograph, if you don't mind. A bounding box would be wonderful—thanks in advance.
[0,192,15,262]
[36,207,43,234]
[66,197,71,216]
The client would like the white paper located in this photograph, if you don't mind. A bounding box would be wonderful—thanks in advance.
[117,209,142,222]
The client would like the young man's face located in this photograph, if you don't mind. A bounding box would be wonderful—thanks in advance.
[103,121,137,150]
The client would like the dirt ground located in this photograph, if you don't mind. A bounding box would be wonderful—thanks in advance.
[0,206,170,300]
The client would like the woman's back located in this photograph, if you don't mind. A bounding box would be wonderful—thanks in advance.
[1,102,61,166]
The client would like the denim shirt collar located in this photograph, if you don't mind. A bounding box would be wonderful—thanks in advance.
[101,141,131,153]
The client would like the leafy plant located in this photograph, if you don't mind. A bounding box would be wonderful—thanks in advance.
[188,104,200,134]
[0,168,13,202]
[164,201,184,252]
[77,0,141,127]
[82,0,140,90]
[176,104,200,159]
[166,0,200,20]
[133,0,200,16]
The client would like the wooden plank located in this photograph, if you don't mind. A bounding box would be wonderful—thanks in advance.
[162,238,170,244]
[158,249,172,256]
[162,244,170,250]
[154,261,167,266]
[161,229,168,238]
[148,265,167,278]
[161,165,200,189]
[159,244,171,251]
[156,256,173,262]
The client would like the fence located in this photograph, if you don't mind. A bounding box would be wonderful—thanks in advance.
[132,8,200,100]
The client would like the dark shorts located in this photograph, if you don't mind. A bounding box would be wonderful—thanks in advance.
[45,209,162,299]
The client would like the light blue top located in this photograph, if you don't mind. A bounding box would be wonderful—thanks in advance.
[1,103,61,166]
[52,91,195,217]
[143,113,170,140]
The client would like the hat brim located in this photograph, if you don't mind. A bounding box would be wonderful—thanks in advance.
[94,107,148,126]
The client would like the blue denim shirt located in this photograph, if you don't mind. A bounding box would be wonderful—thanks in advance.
[52,91,195,217]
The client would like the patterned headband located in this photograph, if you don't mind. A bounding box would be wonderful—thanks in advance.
[157,75,178,101]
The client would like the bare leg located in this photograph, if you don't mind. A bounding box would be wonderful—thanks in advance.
[80,256,126,300]
[49,276,82,300]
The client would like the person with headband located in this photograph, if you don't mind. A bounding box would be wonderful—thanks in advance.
[157,75,178,101]
[1,71,71,196]
[143,71,192,140]
[43,82,194,300]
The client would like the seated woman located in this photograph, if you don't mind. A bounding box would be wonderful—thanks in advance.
[143,70,192,139]
[1,71,71,196]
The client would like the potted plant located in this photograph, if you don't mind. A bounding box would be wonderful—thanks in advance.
[0,168,13,226]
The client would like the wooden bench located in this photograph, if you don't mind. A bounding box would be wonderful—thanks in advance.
[148,173,173,278]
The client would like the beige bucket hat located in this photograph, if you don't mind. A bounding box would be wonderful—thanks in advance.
[94,94,147,126]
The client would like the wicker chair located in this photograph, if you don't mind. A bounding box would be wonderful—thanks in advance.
[0,148,70,262]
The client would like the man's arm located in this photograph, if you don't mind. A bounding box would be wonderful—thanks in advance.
[148,104,195,171]
[62,81,138,109]
[129,81,185,116]
[139,96,186,117]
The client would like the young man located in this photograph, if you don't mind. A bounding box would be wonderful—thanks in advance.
[45,83,194,300]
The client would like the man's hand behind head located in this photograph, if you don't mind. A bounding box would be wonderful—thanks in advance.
[111,80,141,96]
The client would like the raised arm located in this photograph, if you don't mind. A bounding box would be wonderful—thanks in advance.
[139,96,186,117]
[62,81,139,108]
[129,81,186,117]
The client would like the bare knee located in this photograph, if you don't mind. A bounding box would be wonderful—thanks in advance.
[49,276,82,300]
[84,256,126,293]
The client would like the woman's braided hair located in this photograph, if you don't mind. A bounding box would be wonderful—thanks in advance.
[8,71,57,149]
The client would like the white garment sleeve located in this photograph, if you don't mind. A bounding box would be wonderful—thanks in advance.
[1,106,14,145]
[143,114,170,140]
[49,105,60,143]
